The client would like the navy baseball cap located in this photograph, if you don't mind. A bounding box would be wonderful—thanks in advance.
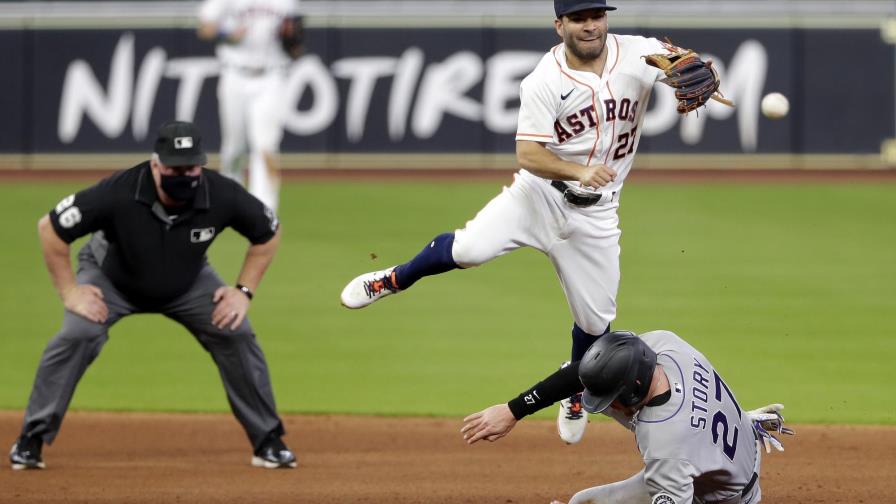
[154,120,207,166]
[555,0,617,18]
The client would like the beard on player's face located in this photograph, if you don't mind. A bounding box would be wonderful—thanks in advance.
[565,30,606,61]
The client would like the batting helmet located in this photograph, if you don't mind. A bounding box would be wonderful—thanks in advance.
[579,331,657,413]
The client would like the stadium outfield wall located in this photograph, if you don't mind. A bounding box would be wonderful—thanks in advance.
[0,1,894,170]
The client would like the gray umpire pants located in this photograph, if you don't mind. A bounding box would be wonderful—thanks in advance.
[20,237,285,452]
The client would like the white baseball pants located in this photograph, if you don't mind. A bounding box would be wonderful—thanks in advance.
[451,171,621,336]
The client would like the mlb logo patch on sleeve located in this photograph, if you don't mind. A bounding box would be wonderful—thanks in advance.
[191,227,215,243]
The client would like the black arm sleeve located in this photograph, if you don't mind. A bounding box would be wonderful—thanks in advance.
[506,361,583,420]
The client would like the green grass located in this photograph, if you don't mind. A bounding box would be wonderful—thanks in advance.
[0,180,893,424]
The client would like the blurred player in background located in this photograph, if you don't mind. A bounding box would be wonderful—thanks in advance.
[197,0,304,212]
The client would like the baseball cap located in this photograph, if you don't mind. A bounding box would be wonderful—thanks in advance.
[554,0,617,18]
[154,120,208,166]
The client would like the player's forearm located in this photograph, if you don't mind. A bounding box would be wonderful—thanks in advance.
[38,216,76,299]
[506,362,583,420]
[236,228,280,292]
[516,141,587,181]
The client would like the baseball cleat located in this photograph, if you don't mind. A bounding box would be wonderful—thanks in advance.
[340,267,400,309]
[558,392,588,444]
[9,435,45,470]
[251,436,297,469]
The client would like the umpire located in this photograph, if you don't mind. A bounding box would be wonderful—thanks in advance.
[9,121,296,470]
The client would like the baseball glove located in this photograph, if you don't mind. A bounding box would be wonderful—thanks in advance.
[279,15,305,60]
[643,42,733,114]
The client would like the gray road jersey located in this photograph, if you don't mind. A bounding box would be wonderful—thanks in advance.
[631,331,759,504]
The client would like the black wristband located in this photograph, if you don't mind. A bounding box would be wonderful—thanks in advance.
[506,362,583,420]
[236,284,253,300]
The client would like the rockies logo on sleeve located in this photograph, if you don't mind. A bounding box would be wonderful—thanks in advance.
[653,494,676,504]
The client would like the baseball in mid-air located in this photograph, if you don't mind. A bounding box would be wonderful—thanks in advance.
[761,92,789,119]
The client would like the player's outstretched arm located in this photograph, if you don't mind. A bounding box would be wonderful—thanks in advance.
[462,363,583,445]
[461,404,518,444]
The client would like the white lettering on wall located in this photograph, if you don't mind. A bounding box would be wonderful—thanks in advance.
[164,58,220,129]
[56,33,770,151]
[388,47,424,141]
[412,51,484,139]
[332,57,399,143]
[59,33,135,143]
[132,47,167,141]
[483,51,543,134]
[283,54,339,136]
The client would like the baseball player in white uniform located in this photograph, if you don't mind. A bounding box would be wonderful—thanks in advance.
[461,330,794,504]
[197,0,300,212]
[340,0,719,445]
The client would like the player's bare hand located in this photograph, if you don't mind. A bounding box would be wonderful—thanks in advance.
[579,164,617,189]
[461,404,517,444]
[212,286,250,330]
[63,284,108,323]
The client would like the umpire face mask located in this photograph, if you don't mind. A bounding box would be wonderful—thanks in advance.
[160,173,201,202]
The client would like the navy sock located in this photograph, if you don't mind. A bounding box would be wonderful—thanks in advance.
[570,323,610,362]
[392,232,459,289]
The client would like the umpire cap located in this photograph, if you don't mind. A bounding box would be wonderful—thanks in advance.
[579,331,657,413]
[154,121,208,166]
[554,0,617,18]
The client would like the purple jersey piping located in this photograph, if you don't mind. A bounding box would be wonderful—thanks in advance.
[638,353,686,424]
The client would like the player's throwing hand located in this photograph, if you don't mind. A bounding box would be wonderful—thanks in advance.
[578,164,617,189]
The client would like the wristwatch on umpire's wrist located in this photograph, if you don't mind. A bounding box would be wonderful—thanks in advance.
[236,284,254,300]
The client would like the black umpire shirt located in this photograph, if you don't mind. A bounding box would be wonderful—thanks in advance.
[48,162,278,307]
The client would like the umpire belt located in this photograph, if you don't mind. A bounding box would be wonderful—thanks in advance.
[551,180,617,207]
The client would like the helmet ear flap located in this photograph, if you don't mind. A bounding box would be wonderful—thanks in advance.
[617,379,642,408]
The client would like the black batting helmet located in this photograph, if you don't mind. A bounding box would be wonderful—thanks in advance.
[579,331,657,413]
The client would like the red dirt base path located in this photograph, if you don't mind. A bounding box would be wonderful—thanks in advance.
[1,412,894,503]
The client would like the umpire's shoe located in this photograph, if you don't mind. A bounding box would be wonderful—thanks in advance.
[252,436,297,469]
[340,267,400,309]
[9,435,45,470]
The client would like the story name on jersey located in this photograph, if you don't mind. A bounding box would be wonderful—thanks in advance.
[689,356,711,430]
[554,98,640,145]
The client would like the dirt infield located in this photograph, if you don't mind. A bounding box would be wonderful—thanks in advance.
[1,412,894,503]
